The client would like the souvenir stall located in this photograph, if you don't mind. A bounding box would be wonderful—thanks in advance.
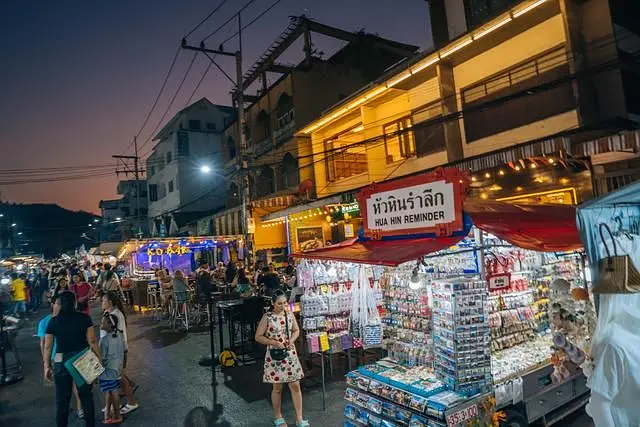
[294,168,595,427]
[576,182,640,426]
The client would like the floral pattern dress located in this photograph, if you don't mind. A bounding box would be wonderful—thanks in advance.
[263,311,304,384]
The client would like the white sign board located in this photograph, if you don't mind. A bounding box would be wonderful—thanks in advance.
[364,180,455,233]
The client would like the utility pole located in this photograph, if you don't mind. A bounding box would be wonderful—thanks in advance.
[182,13,253,262]
[113,145,145,239]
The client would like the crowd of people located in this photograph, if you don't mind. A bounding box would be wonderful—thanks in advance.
[15,260,140,427]
[151,258,295,305]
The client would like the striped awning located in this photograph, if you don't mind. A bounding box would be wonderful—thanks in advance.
[573,129,640,157]
[212,207,243,237]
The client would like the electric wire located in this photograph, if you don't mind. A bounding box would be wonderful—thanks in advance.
[184,0,230,39]
[219,0,284,46]
[137,51,200,153]
[201,0,258,42]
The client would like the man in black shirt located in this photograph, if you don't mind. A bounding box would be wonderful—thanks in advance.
[258,266,280,297]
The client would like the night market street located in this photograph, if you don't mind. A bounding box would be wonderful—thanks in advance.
[1,305,593,427]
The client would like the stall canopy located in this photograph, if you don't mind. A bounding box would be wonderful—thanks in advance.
[295,200,582,266]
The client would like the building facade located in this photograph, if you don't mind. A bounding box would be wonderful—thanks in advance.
[145,98,234,236]
[205,16,419,261]
[256,0,640,251]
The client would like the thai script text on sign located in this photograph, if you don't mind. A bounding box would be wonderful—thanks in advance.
[365,180,455,233]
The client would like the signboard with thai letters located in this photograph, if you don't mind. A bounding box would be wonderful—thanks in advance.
[357,168,467,239]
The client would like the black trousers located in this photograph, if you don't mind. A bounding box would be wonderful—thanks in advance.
[53,360,95,427]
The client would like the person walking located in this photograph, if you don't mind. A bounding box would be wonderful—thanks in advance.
[43,291,99,427]
[101,291,139,415]
[10,273,27,317]
[255,291,308,427]
[70,273,94,316]
[98,264,121,296]
[99,313,125,424]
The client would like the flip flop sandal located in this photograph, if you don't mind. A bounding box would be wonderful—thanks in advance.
[274,418,287,426]
[296,421,310,427]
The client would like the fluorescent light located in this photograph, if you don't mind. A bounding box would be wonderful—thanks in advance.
[352,125,365,133]
[513,0,547,18]
[439,37,473,58]
[473,17,512,40]
[410,56,440,74]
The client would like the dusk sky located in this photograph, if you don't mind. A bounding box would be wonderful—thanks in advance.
[0,0,431,214]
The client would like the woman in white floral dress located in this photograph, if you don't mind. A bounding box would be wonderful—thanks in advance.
[255,291,308,427]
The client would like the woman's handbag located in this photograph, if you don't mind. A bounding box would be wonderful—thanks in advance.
[64,348,104,386]
[593,223,640,294]
[270,312,290,361]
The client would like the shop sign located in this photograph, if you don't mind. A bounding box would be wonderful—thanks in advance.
[146,244,191,256]
[357,168,467,239]
[344,223,355,238]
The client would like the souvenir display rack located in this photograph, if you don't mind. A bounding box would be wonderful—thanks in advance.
[432,279,492,396]
[344,359,489,427]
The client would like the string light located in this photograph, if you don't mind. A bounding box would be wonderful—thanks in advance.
[548,158,555,164]
[484,172,491,179]
[480,193,488,200]
[514,166,521,172]
[530,163,537,169]
[498,170,505,176]
[471,176,477,182]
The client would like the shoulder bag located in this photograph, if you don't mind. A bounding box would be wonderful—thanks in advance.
[593,223,640,294]
[270,312,289,361]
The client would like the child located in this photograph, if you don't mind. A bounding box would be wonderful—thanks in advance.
[99,313,125,424]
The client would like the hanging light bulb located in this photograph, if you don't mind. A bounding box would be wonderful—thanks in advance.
[498,170,505,176]
[471,176,477,182]
[514,165,521,172]
[484,172,491,179]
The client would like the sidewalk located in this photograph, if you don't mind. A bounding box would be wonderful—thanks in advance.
[0,306,593,426]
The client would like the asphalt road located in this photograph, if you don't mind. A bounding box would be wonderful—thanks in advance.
[0,305,594,426]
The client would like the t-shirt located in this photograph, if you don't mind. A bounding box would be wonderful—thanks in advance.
[45,312,93,354]
[11,279,26,301]
[100,308,128,351]
[196,270,213,296]
[37,314,57,359]
[100,332,124,380]
[258,273,280,291]
[71,282,92,315]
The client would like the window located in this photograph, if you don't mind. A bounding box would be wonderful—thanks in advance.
[256,110,270,140]
[189,120,201,130]
[168,180,174,193]
[149,165,155,177]
[177,132,189,156]
[325,129,368,182]
[149,184,158,202]
[255,165,275,197]
[166,151,172,164]
[206,122,216,131]
[158,183,167,199]
[383,117,415,163]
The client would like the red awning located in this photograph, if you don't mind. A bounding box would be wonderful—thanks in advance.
[464,200,583,252]
[294,200,582,266]
[295,236,465,267]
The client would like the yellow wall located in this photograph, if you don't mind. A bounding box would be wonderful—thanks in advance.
[305,12,578,201]
[453,14,574,155]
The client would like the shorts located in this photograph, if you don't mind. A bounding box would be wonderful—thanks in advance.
[99,378,120,393]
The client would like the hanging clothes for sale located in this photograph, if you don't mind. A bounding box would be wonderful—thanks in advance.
[222,245,230,265]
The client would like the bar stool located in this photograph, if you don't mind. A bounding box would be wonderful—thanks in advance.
[146,285,161,318]
[172,290,189,331]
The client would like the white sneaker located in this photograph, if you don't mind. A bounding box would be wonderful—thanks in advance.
[120,403,139,415]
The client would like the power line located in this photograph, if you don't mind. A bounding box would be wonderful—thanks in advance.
[137,51,200,153]
[0,171,116,185]
[220,0,283,46]
[201,0,258,42]
[184,59,213,107]
[184,0,230,39]
[120,47,182,157]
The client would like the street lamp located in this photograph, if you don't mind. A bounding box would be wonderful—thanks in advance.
[0,214,3,217]
[93,219,99,223]
[200,165,212,174]
[16,232,22,236]
[10,223,16,227]
[116,217,122,221]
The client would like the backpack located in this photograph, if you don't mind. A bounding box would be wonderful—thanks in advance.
[218,349,238,368]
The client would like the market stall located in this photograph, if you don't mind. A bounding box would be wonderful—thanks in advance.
[294,168,594,427]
